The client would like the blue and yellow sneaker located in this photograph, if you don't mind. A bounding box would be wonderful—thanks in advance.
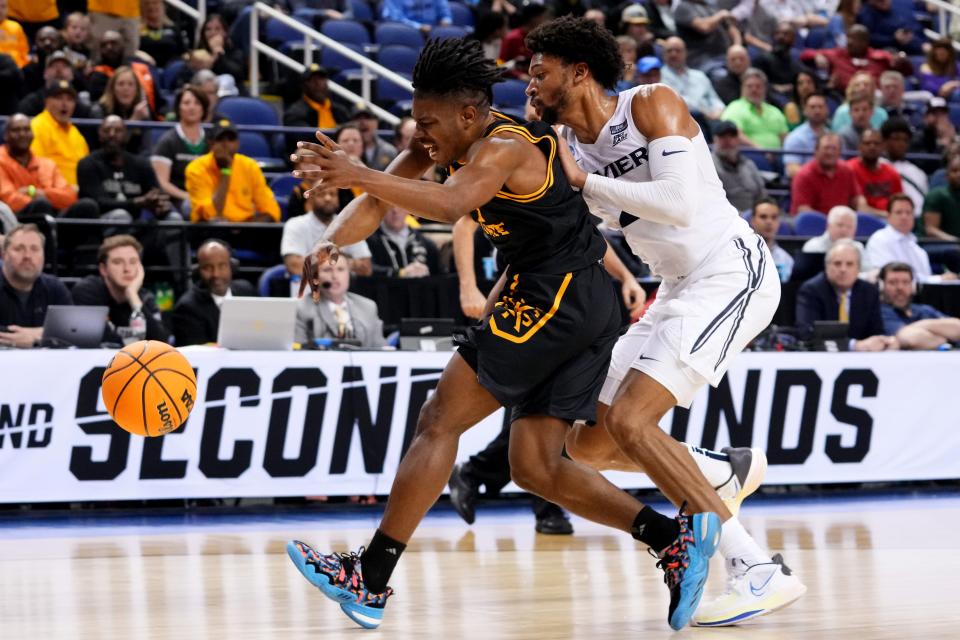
[287,540,393,629]
[655,510,722,631]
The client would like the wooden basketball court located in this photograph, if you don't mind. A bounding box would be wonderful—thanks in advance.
[2,493,958,639]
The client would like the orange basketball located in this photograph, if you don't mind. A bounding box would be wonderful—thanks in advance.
[101,340,198,437]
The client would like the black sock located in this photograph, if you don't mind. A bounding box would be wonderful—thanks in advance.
[360,530,406,593]
[631,506,680,553]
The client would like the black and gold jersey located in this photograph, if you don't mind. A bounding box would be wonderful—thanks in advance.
[451,111,606,275]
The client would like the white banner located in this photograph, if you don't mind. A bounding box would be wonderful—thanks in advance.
[1,350,958,503]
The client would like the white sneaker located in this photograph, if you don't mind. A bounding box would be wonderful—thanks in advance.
[715,447,767,517]
[692,554,806,627]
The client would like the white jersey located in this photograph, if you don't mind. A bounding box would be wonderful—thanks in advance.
[562,85,752,281]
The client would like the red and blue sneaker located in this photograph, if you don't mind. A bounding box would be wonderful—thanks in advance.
[655,509,722,630]
[287,540,393,629]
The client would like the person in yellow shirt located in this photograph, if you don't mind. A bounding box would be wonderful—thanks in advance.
[0,0,29,67]
[185,119,281,223]
[8,0,58,42]
[88,0,140,60]
[29,80,89,187]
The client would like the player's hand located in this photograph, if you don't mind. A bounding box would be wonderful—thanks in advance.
[460,284,486,319]
[301,240,341,301]
[620,277,646,318]
[291,131,370,193]
[556,138,587,189]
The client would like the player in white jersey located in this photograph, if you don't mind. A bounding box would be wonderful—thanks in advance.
[525,16,805,626]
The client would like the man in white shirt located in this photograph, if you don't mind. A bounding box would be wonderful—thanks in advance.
[802,205,869,269]
[660,36,725,119]
[865,193,957,283]
[281,183,372,279]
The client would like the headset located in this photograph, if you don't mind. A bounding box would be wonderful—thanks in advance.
[191,238,241,285]
[877,262,917,295]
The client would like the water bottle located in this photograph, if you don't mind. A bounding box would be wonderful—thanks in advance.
[154,282,174,312]
[290,274,302,298]
[127,308,147,345]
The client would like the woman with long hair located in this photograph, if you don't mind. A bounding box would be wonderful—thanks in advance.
[919,37,960,99]
[783,70,819,129]
[195,13,245,87]
[91,66,155,152]
[831,71,888,131]
[150,85,210,214]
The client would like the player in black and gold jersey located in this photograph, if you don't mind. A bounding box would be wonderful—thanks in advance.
[285,37,720,631]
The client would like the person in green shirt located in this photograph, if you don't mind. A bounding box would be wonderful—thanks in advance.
[720,68,789,149]
[921,153,960,240]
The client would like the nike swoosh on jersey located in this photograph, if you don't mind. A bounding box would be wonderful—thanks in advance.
[662,149,688,156]
[636,354,661,362]
[749,569,777,596]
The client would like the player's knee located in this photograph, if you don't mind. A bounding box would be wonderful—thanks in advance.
[604,405,656,455]
[413,396,444,440]
[508,457,556,499]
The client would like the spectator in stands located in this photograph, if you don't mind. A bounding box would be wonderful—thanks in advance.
[800,24,897,93]
[711,120,767,211]
[17,51,94,118]
[792,133,867,214]
[751,196,793,282]
[369,206,441,277]
[879,262,960,349]
[784,92,830,178]
[867,194,956,284]
[171,239,255,346]
[185,119,280,223]
[882,118,927,213]
[30,79,88,187]
[832,72,888,133]
[660,37,724,120]
[0,223,70,347]
[499,2,548,79]
[878,70,917,125]
[7,0,59,42]
[382,0,452,33]
[194,14,244,88]
[88,0,141,61]
[912,97,956,159]
[283,64,351,153]
[189,69,224,122]
[721,67,788,148]
[857,0,920,55]
[72,234,170,344]
[620,5,655,57]
[288,123,366,217]
[824,0,860,49]
[635,55,662,85]
[91,66,155,152]
[847,128,902,215]
[64,12,92,69]
[802,205,866,258]
[583,8,605,28]
[919,37,960,100]
[0,113,97,219]
[0,52,21,116]
[645,0,677,41]
[87,30,144,104]
[353,107,398,172]
[139,0,190,69]
[473,10,508,61]
[710,44,750,105]
[394,116,416,153]
[615,36,639,92]
[674,0,740,70]
[295,256,386,347]
[752,21,804,106]
[0,0,29,68]
[782,70,818,130]
[151,85,209,214]
[21,26,62,94]
[921,154,960,242]
[78,116,172,222]
[796,239,895,350]
[281,183,372,280]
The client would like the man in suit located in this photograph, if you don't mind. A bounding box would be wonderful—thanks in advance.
[795,239,898,351]
[294,256,385,348]
[172,239,254,346]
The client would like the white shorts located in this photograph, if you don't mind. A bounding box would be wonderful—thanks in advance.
[599,233,780,408]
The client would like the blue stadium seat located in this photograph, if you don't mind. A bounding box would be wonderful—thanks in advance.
[449,2,475,27]
[162,59,186,92]
[321,19,371,47]
[146,126,171,151]
[741,149,779,174]
[378,45,419,74]
[856,212,886,237]
[795,211,827,236]
[265,16,312,47]
[238,131,274,158]
[778,219,794,236]
[349,0,374,22]
[375,22,423,48]
[218,97,279,126]
[321,43,365,76]
[271,175,300,220]
[949,103,960,128]
[803,27,827,49]
[258,264,290,297]
[493,78,528,110]
[378,73,413,103]
[432,25,470,40]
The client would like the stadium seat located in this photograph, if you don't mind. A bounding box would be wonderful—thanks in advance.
[378,45,419,75]
[432,25,470,40]
[375,22,423,49]
[270,175,301,220]
[218,97,280,126]
[349,0,374,22]
[803,27,827,49]
[949,103,960,128]
[794,211,827,236]
[238,131,274,157]
[493,78,529,110]
[378,73,413,103]
[258,264,290,297]
[161,59,186,92]
[449,2,475,27]
[321,43,364,78]
[856,212,886,237]
[321,19,371,47]
[265,16,312,48]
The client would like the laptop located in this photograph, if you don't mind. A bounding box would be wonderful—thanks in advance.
[813,321,850,352]
[217,297,299,350]
[399,317,455,351]
[42,305,108,348]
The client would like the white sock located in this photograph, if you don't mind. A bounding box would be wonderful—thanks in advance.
[719,517,771,567]
[684,444,735,489]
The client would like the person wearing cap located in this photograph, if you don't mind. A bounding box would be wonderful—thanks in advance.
[0,0,29,68]
[284,64,351,152]
[660,36,725,120]
[381,0,452,33]
[352,107,398,172]
[29,79,88,187]
[620,4,654,56]
[635,55,662,84]
[720,67,788,148]
[912,96,957,158]
[17,50,93,118]
[185,119,281,223]
[711,120,768,212]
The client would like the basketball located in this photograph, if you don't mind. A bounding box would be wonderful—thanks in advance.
[101,340,198,437]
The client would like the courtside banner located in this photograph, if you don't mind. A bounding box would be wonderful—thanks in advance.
[0,350,958,502]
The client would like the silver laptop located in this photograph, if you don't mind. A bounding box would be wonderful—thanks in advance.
[217,297,299,350]
[42,305,108,348]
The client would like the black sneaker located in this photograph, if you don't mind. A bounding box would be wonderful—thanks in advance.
[533,499,573,535]
[448,463,480,524]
